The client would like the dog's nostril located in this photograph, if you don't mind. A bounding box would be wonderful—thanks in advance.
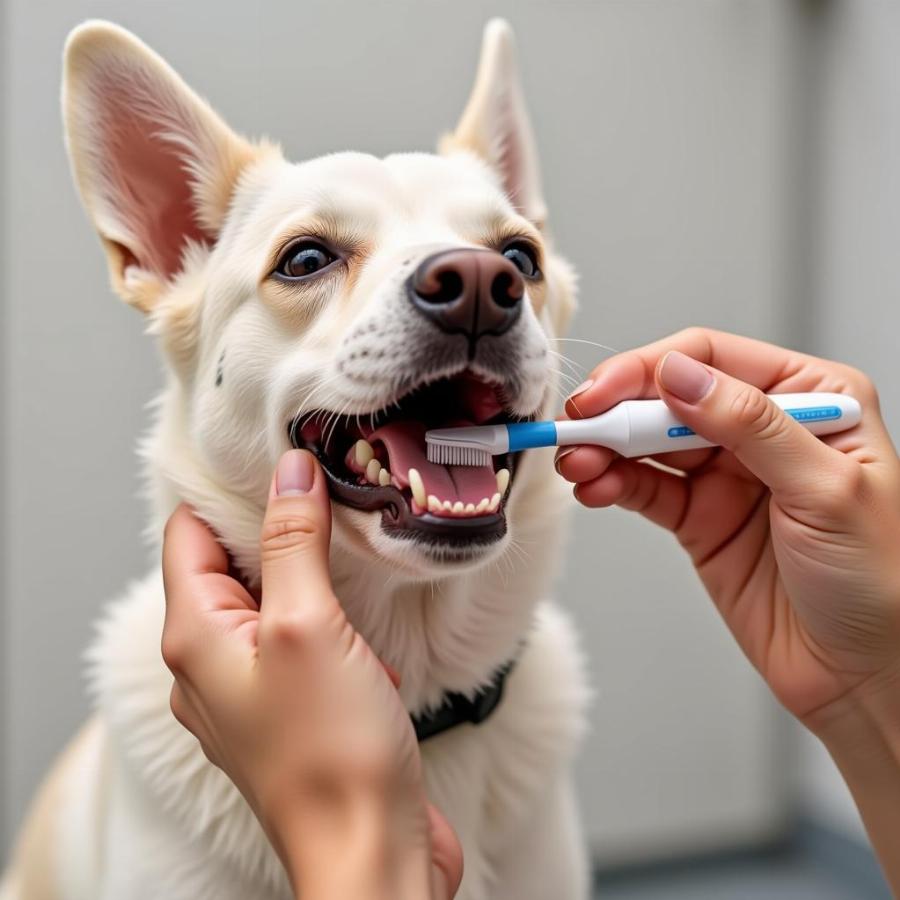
[408,249,524,343]
[419,270,464,305]
[491,271,523,310]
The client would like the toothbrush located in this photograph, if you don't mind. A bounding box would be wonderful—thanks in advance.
[425,392,862,466]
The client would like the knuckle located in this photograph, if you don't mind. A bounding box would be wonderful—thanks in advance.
[161,631,190,675]
[728,385,780,439]
[843,366,879,407]
[260,513,320,558]
[168,685,191,729]
[820,459,867,517]
[677,325,710,345]
[260,610,322,647]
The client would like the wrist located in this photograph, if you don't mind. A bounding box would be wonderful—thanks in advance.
[804,663,900,757]
[803,664,900,894]
[278,786,433,900]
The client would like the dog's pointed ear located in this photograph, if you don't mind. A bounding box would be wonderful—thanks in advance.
[63,21,268,312]
[442,19,546,228]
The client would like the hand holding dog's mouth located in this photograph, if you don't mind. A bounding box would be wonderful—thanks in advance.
[162,450,463,898]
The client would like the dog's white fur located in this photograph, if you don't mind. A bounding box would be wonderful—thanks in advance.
[2,20,589,900]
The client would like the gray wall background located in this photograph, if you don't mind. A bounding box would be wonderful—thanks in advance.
[3,0,898,869]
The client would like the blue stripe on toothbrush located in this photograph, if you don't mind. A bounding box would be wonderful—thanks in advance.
[506,421,558,452]
[666,405,843,439]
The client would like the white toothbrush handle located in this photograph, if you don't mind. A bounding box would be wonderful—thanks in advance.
[557,392,861,458]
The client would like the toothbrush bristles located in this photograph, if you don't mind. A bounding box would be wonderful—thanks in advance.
[425,443,493,467]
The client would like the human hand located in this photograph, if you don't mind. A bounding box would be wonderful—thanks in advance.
[557,328,900,733]
[161,449,462,900]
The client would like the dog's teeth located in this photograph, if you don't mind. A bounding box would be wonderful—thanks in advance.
[408,468,426,507]
[442,500,454,512]
[496,468,510,495]
[475,497,490,514]
[366,459,382,484]
[378,468,391,487]
[464,503,476,515]
[354,439,374,467]
[452,501,465,515]
[488,492,501,513]
[427,495,442,514]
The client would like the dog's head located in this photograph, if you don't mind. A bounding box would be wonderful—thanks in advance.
[63,20,576,580]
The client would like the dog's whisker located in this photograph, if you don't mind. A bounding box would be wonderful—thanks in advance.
[548,337,621,355]
[546,348,584,379]
[547,366,580,390]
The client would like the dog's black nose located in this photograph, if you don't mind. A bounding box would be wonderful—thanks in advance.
[408,249,524,349]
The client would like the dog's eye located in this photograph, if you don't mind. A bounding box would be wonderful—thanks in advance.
[276,241,337,279]
[502,242,540,279]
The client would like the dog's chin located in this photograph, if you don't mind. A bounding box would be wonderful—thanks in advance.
[332,504,512,580]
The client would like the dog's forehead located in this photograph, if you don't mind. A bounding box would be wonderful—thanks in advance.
[244,150,511,233]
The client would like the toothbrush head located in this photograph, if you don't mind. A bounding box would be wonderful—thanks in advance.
[425,425,496,466]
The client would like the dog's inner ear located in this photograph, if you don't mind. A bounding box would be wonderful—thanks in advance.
[442,19,546,229]
[98,86,212,280]
[64,24,264,311]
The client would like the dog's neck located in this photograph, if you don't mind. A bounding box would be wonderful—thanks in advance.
[144,379,570,714]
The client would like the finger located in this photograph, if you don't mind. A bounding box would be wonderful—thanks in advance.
[169,682,194,733]
[564,328,816,421]
[162,505,258,615]
[259,450,338,622]
[556,443,720,484]
[647,447,719,474]
[655,350,848,501]
[574,458,689,533]
[163,503,230,590]
[555,445,616,483]
[169,682,222,758]
[161,506,259,680]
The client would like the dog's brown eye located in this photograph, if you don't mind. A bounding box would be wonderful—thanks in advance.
[276,241,337,279]
[502,242,540,279]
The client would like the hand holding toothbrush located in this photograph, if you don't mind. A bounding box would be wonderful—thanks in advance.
[558,328,900,891]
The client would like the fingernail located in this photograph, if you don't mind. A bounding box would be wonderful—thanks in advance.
[659,351,715,404]
[568,379,594,401]
[276,450,315,495]
[554,446,578,473]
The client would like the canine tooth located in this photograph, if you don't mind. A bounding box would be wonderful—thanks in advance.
[366,459,382,484]
[464,503,476,515]
[354,439,374,467]
[378,468,391,486]
[452,501,465,515]
[427,495,442,514]
[442,500,454,512]
[488,492,501,513]
[408,468,426,507]
[496,468,510,495]
[475,497,490,514]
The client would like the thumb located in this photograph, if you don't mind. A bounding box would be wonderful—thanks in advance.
[259,449,335,618]
[656,350,845,499]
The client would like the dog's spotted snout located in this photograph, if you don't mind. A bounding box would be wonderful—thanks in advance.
[408,249,524,351]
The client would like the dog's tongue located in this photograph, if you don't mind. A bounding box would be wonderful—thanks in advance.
[369,421,497,506]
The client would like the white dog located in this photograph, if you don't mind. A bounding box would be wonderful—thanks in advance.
[2,19,589,900]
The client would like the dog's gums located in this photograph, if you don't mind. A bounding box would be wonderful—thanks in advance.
[289,372,528,543]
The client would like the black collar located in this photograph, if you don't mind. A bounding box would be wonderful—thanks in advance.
[412,659,515,742]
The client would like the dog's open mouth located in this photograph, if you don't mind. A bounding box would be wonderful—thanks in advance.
[289,373,529,544]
